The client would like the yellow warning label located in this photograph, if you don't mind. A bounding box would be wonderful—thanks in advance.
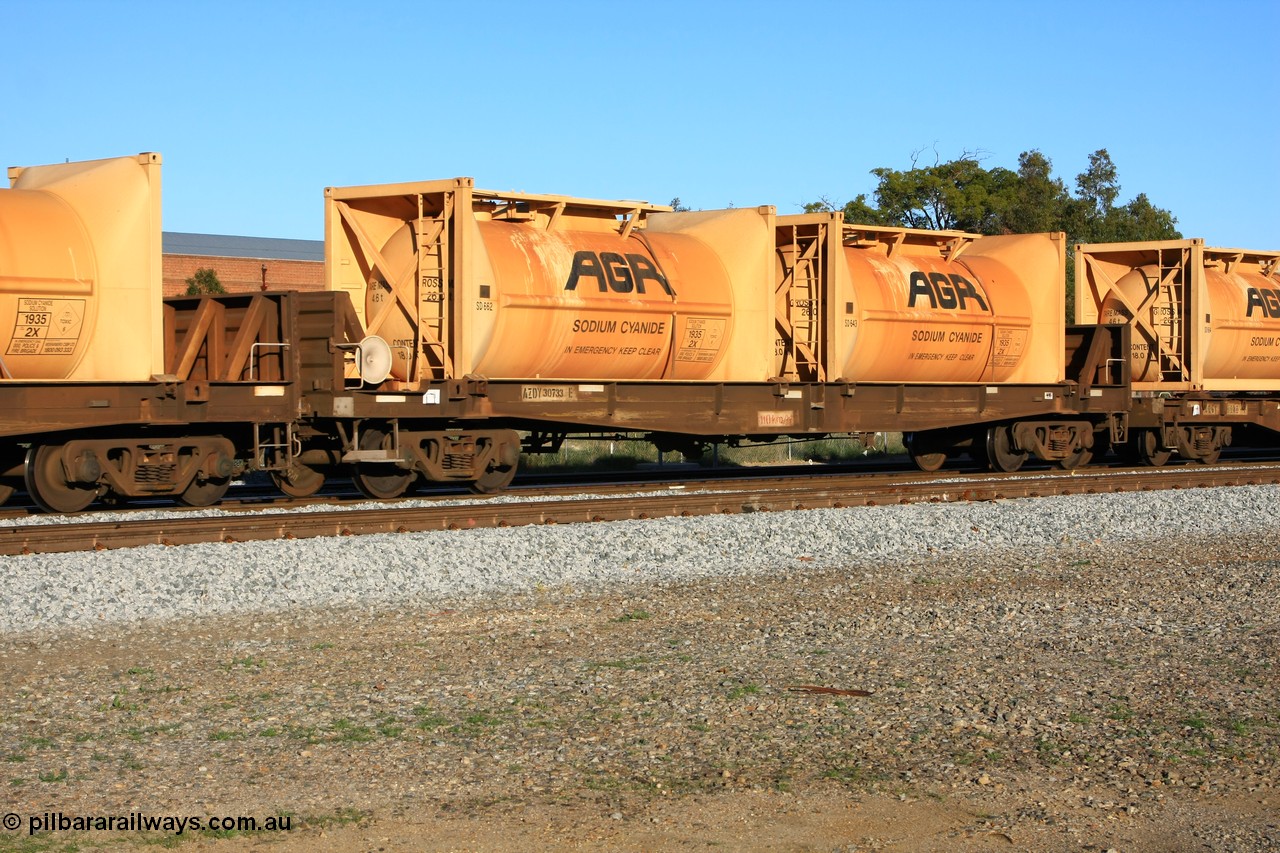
[7,298,85,357]
[675,317,726,364]
[990,326,1028,369]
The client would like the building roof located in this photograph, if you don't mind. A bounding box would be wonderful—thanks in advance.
[163,232,324,262]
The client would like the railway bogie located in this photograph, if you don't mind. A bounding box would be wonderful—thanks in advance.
[21,434,242,513]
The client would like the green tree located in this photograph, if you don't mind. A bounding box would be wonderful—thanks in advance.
[803,194,889,225]
[864,152,1009,232]
[185,268,225,296]
[813,147,1176,244]
[1074,148,1120,219]
[1000,150,1069,235]
[1107,193,1180,242]
[1065,149,1180,244]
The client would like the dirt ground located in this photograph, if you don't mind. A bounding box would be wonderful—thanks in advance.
[170,786,1276,852]
[2,533,1278,852]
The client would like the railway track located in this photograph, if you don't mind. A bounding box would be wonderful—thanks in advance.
[3,461,1279,556]
[5,446,1277,521]
[0,457,921,520]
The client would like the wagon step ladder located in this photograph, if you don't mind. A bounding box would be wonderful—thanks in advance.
[778,223,826,382]
[414,193,454,380]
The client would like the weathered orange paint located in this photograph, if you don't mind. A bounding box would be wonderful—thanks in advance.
[1,154,162,381]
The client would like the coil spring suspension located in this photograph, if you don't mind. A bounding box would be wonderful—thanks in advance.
[442,453,475,471]
[136,463,177,484]
[1046,427,1073,453]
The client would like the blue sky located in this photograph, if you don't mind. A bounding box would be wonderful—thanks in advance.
[4,0,1277,249]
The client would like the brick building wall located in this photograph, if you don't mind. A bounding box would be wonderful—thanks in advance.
[163,254,324,297]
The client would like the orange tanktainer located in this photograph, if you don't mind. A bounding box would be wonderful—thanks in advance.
[1076,239,1280,391]
[0,153,162,381]
[773,215,1065,385]
[324,178,775,386]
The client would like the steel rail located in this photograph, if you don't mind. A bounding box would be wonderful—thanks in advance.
[2,463,1279,556]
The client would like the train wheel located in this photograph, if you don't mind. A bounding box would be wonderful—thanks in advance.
[0,484,13,506]
[272,463,326,498]
[1135,429,1171,467]
[905,432,947,472]
[177,476,231,507]
[909,448,946,472]
[469,433,520,495]
[24,445,97,513]
[985,426,1027,473]
[1056,448,1092,470]
[470,464,517,495]
[353,465,413,499]
[351,426,412,499]
[1059,429,1108,470]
